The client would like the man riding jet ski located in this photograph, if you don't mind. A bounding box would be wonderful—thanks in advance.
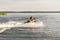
[25,16,36,23]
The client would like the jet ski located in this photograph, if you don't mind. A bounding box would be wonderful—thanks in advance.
[15,16,45,29]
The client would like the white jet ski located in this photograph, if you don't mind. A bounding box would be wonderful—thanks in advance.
[15,16,45,29]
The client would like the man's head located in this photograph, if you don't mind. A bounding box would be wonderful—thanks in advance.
[30,16,33,19]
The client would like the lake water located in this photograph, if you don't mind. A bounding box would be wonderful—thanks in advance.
[0,13,60,40]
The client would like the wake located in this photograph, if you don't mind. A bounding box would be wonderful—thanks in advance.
[0,21,45,33]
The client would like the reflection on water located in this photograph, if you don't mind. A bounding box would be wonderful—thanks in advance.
[0,13,60,40]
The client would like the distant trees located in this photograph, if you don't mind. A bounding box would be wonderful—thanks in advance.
[0,13,7,16]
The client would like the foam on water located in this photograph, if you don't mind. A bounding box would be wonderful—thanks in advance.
[0,21,22,27]
[0,21,45,33]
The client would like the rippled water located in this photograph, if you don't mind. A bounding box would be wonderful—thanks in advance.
[0,13,60,40]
